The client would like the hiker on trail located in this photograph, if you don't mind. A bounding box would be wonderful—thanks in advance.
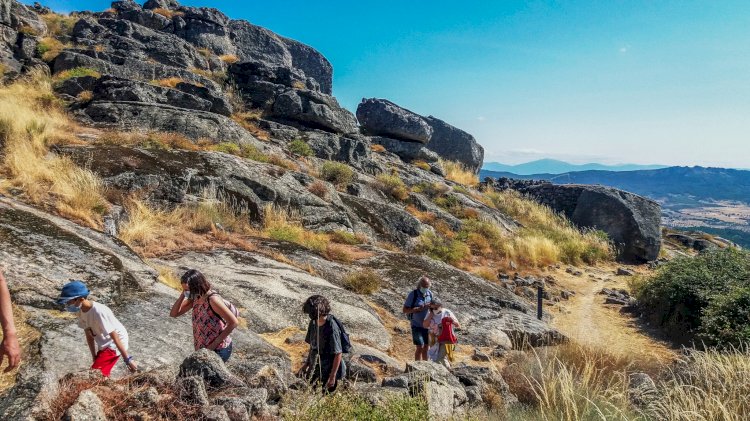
[298,295,348,393]
[423,297,460,368]
[0,271,20,372]
[402,276,433,361]
[170,269,238,362]
[57,280,137,377]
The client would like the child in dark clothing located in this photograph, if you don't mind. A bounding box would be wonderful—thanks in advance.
[297,295,346,393]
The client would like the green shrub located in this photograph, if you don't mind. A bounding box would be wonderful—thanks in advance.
[416,231,470,265]
[634,248,750,347]
[374,173,410,201]
[284,391,427,421]
[289,139,313,157]
[343,269,382,295]
[320,161,354,187]
[213,142,269,163]
[53,67,101,81]
[412,181,449,198]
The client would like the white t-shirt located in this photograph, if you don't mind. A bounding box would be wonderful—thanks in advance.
[78,302,129,355]
[428,309,459,335]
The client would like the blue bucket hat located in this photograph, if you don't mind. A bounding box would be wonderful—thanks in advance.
[56,280,90,305]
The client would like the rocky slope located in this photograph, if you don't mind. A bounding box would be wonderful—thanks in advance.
[0,1,662,419]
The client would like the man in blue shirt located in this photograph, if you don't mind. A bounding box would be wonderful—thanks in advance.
[402,276,433,361]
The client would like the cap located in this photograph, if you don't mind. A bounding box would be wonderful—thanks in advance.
[56,280,90,304]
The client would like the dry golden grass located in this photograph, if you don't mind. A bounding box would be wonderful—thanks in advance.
[307,180,328,200]
[36,37,66,62]
[370,144,386,153]
[412,160,431,171]
[97,130,201,150]
[118,195,257,257]
[0,306,41,393]
[76,90,93,103]
[151,77,186,88]
[231,111,270,141]
[374,173,410,201]
[343,269,382,294]
[40,12,78,38]
[261,204,330,253]
[156,265,182,290]
[442,159,479,187]
[0,72,109,228]
[219,54,240,64]
[152,8,185,18]
[259,327,310,373]
[291,80,306,90]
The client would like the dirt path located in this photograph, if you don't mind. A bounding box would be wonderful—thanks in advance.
[549,265,676,365]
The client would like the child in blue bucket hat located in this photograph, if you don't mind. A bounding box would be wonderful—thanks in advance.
[57,280,138,377]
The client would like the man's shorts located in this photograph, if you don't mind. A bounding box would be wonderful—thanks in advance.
[411,326,430,346]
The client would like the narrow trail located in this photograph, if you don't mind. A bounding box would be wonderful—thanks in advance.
[549,265,677,365]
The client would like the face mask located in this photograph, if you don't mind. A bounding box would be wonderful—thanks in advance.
[183,291,191,300]
[419,287,429,295]
[65,303,82,313]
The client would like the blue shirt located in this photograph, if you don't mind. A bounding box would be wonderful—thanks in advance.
[404,289,432,327]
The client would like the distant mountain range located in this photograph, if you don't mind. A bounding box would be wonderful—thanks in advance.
[482,159,667,175]
[479,166,750,205]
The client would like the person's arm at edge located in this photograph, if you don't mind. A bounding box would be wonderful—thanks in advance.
[0,271,20,372]
[110,330,137,372]
[206,296,238,351]
[326,353,342,389]
[85,328,96,361]
[169,292,193,317]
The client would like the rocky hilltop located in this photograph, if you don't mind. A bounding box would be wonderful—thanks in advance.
[0,1,662,419]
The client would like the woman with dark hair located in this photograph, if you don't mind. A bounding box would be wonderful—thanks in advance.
[297,295,346,393]
[169,269,238,362]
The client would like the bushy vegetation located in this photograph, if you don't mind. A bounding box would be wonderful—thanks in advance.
[289,139,314,157]
[53,67,101,81]
[36,37,65,62]
[632,248,750,347]
[442,159,479,187]
[374,173,410,201]
[342,269,382,294]
[40,12,79,38]
[262,205,330,253]
[283,390,427,421]
[416,231,470,265]
[502,341,750,421]
[0,71,108,227]
[329,230,365,245]
[320,161,354,188]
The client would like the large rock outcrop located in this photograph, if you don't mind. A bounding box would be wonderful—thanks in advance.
[424,116,484,174]
[0,0,47,79]
[357,98,433,143]
[489,179,662,263]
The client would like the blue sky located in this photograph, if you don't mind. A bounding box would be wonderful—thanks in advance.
[31,1,750,168]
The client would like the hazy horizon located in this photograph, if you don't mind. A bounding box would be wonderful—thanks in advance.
[33,0,750,168]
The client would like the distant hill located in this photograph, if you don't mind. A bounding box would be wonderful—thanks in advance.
[479,166,750,205]
[482,159,667,175]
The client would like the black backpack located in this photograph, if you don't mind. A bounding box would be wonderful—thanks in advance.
[329,315,353,354]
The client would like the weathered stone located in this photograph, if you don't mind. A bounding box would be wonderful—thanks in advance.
[179,348,244,389]
[347,357,377,383]
[472,348,491,362]
[488,180,662,263]
[63,390,106,421]
[371,136,441,163]
[357,98,433,143]
[340,194,423,249]
[176,376,209,406]
[271,88,358,134]
[303,131,376,172]
[80,101,257,145]
[227,356,290,402]
[201,405,231,421]
[424,116,484,174]
[382,376,409,388]
[214,388,268,415]
[133,387,160,407]
[90,75,213,112]
[281,36,332,94]
[617,267,635,276]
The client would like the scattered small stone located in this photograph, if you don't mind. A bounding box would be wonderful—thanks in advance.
[617,267,635,276]
[393,325,408,334]
[63,390,106,421]
[133,386,159,407]
[176,376,209,406]
[201,405,231,421]
[382,376,409,388]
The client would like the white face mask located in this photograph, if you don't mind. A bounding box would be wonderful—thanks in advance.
[183,291,191,300]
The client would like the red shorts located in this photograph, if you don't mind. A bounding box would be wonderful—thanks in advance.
[91,348,120,377]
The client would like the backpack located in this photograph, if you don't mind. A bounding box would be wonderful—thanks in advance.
[329,315,353,354]
[438,317,457,344]
[406,289,432,320]
[206,292,240,324]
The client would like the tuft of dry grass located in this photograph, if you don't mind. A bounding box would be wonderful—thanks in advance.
[442,159,479,187]
[152,8,185,18]
[307,180,328,200]
[156,265,182,290]
[231,111,270,141]
[219,54,240,64]
[374,173,410,201]
[36,37,66,62]
[342,269,383,295]
[412,160,431,171]
[40,12,78,38]
[0,72,109,227]
[151,77,186,88]
[291,80,306,90]
[262,204,330,254]
[76,90,93,103]
[370,144,386,153]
